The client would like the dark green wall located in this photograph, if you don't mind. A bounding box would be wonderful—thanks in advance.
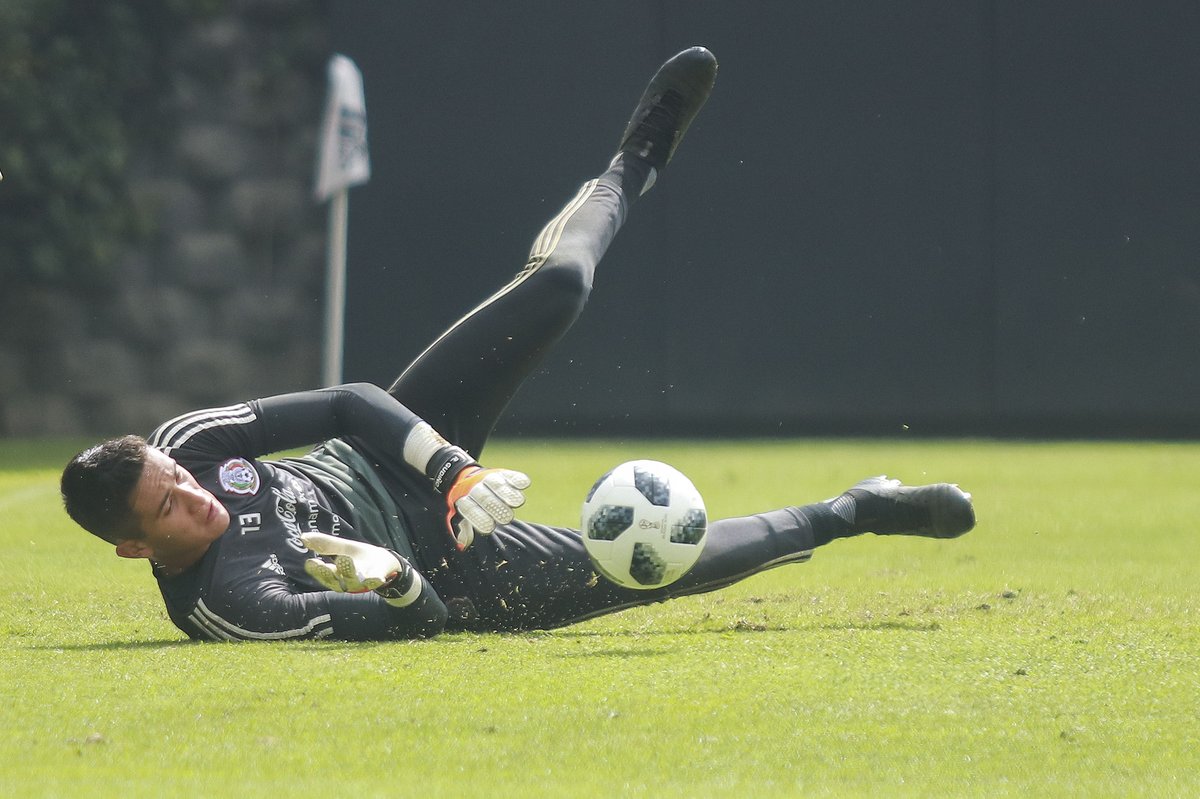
[332,2,1200,437]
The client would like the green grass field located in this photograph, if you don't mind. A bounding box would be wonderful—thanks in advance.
[2,437,1198,797]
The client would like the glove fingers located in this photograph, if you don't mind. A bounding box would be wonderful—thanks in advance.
[499,469,531,491]
[306,537,406,589]
[334,554,356,579]
[476,489,516,526]
[482,472,527,510]
[304,557,345,592]
[334,554,370,593]
[456,496,499,534]
[453,516,475,549]
[445,467,530,548]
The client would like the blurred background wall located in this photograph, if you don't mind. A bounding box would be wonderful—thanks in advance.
[3,1,1198,438]
[0,1,330,436]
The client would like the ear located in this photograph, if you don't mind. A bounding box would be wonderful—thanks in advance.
[115,540,153,560]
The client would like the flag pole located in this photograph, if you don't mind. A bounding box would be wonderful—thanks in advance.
[322,189,349,387]
[314,53,370,388]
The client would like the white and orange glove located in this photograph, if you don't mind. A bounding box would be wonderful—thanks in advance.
[301,532,423,607]
[403,421,530,550]
[443,465,531,548]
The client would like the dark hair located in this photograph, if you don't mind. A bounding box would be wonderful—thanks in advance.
[61,435,149,544]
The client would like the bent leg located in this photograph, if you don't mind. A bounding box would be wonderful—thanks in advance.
[388,156,653,457]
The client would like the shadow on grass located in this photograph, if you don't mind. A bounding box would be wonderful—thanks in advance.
[816,619,942,632]
[548,622,796,639]
[29,638,196,651]
[30,638,408,652]
[25,619,940,653]
[543,622,804,658]
[556,646,672,658]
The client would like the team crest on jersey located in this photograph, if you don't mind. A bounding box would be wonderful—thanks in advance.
[218,458,260,495]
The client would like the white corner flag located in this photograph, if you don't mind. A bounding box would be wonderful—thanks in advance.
[315,54,371,387]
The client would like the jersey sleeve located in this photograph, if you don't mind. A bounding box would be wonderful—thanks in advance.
[148,383,428,464]
[179,569,449,642]
[148,382,475,490]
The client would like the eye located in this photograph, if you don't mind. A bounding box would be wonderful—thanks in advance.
[163,467,184,515]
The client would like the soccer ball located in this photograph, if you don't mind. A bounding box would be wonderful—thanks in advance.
[580,459,708,590]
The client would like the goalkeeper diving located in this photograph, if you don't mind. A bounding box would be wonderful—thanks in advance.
[60,47,975,641]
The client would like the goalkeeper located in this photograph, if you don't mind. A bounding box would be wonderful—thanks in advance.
[60,47,975,642]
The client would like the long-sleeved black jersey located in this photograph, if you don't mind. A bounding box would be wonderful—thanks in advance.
[148,383,450,641]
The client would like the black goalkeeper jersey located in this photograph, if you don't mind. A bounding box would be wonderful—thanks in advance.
[147,384,449,641]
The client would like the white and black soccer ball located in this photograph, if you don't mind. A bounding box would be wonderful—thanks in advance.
[580,459,708,590]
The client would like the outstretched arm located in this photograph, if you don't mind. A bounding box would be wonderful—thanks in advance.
[152,382,529,548]
[181,569,449,642]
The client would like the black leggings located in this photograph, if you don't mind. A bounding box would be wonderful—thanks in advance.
[383,157,824,631]
[386,158,646,458]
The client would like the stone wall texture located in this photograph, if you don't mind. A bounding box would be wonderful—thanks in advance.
[1,2,329,437]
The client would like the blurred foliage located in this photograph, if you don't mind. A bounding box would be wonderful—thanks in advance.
[0,0,225,287]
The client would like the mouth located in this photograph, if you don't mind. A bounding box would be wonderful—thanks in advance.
[206,499,217,523]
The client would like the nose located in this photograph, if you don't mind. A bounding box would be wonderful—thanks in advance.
[181,481,210,511]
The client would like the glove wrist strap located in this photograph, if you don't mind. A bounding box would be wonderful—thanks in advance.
[375,553,422,607]
[403,421,477,492]
[427,445,475,493]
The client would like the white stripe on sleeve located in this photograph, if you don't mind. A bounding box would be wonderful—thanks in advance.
[190,598,332,641]
[150,404,258,452]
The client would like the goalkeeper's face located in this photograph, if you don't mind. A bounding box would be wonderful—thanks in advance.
[115,448,230,566]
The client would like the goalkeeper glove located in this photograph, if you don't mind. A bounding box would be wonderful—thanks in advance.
[300,532,422,607]
[403,421,530,550]
[443,465,531,549]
